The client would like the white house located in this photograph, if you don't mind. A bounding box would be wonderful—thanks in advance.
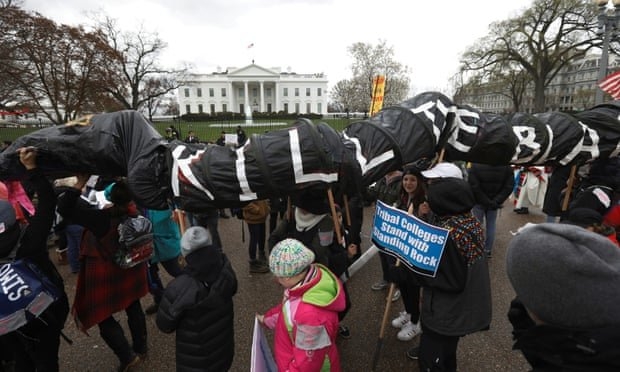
[178,63,329,116]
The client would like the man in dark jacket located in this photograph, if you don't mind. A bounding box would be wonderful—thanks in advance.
[0,147,69,371]
[467,163,514,258]
[157,226,238,371]
[406,166,492,371]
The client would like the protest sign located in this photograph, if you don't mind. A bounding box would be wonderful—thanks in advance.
[371,201,449,277]
[250,317,277,372]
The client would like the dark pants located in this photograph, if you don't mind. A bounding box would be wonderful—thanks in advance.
[379,251,397,282]
[269,210,286,233]
[98,300,147,365]
[65,224,84,273]
[194,211,223,251]
[247,222,266,260]
[399,274,420,322]
[418,326,460,372]
[148,258,183,304]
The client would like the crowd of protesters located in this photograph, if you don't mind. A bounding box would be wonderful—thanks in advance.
[1,139,619,372]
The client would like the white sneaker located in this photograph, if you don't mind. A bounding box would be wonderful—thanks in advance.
[391,311,411,328]
[397,321,421,341]
[391,289,401,302]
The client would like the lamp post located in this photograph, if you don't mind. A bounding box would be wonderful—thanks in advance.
[594,0,620,105]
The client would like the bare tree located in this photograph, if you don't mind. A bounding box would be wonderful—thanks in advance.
[331,40,410,112]
[0,0,23,9]
[460,0,601,112]
[0,8,114,123]
[97,17,188,117]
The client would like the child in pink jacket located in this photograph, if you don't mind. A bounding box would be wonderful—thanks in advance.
[257,238,346,371]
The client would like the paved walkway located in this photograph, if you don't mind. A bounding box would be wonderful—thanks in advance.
[55,203,540,371]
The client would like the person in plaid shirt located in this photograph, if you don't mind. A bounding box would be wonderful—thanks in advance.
[58,177,148,372]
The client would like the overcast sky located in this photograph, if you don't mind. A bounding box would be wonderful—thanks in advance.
[23,0,533,96]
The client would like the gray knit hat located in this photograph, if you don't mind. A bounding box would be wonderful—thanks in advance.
[180,226,212,257]
[506,223,620,329]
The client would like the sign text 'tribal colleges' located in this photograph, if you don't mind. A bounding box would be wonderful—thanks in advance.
[371,201,449,277]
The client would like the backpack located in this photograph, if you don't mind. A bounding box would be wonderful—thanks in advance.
[115,215,154,269]
[0,229,63,336]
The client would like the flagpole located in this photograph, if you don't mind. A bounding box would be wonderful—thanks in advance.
[594,1,620,105]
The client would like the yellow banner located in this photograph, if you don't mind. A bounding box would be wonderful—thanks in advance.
[369,75,386,116]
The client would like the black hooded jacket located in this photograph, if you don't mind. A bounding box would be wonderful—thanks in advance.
[467,163,514,209]
[508,298,620,372]
[156,248,238,372]
[414,177,492,336]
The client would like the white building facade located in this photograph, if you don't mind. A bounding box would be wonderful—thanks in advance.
[458,53,620,113]
[178,63,329,116]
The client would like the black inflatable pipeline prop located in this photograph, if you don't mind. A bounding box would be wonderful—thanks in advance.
[2,92,620,211]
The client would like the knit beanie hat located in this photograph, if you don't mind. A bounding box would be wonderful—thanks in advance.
[269,238,315,277]
[565,207,603,228]
[506,223,620,329]
[180,226,212,257]
[292,189,330,215]
[0,200,16,235]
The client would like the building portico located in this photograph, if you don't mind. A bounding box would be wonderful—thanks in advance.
[178,63,328,116]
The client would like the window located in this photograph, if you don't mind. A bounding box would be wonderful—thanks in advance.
[221,88,227,97]
[306,88,311,97]
[306,103,311,113]
[197,88,202,97]
[210,104,215,114]
[283,88,288,97]
[266,88,272,97]
[295,88,299,97]
[209,88,214,97]
[252,88,258,97]
[222,103,227,112]
[184,88,190,98]
[198,104,203,113]
[239,88,244,97]
[317,103,322,113]
[267,103,272,112]
[317,88,322,97]
[185,104,191,114]
[284,103,289,113]
[295,103,300,113]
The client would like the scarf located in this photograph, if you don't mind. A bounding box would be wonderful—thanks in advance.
[439,213,485,266]
[295,208,325,232]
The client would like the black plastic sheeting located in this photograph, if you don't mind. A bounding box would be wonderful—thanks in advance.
[168,119,350,210]
[0,110,169,209]
[2,92,620,211]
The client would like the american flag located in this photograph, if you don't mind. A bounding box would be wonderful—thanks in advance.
[247,43,254,48]
[598,70,620,100]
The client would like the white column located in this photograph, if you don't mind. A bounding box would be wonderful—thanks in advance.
[274,82,279,112]
[259,81,265,112]
[244,81,249,114]
[228,82,233,112]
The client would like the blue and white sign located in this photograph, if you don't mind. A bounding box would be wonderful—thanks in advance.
[372,201,450,277]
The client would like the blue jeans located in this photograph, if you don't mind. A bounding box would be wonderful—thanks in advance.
[472,205,498,254]
[65,224,84,273]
